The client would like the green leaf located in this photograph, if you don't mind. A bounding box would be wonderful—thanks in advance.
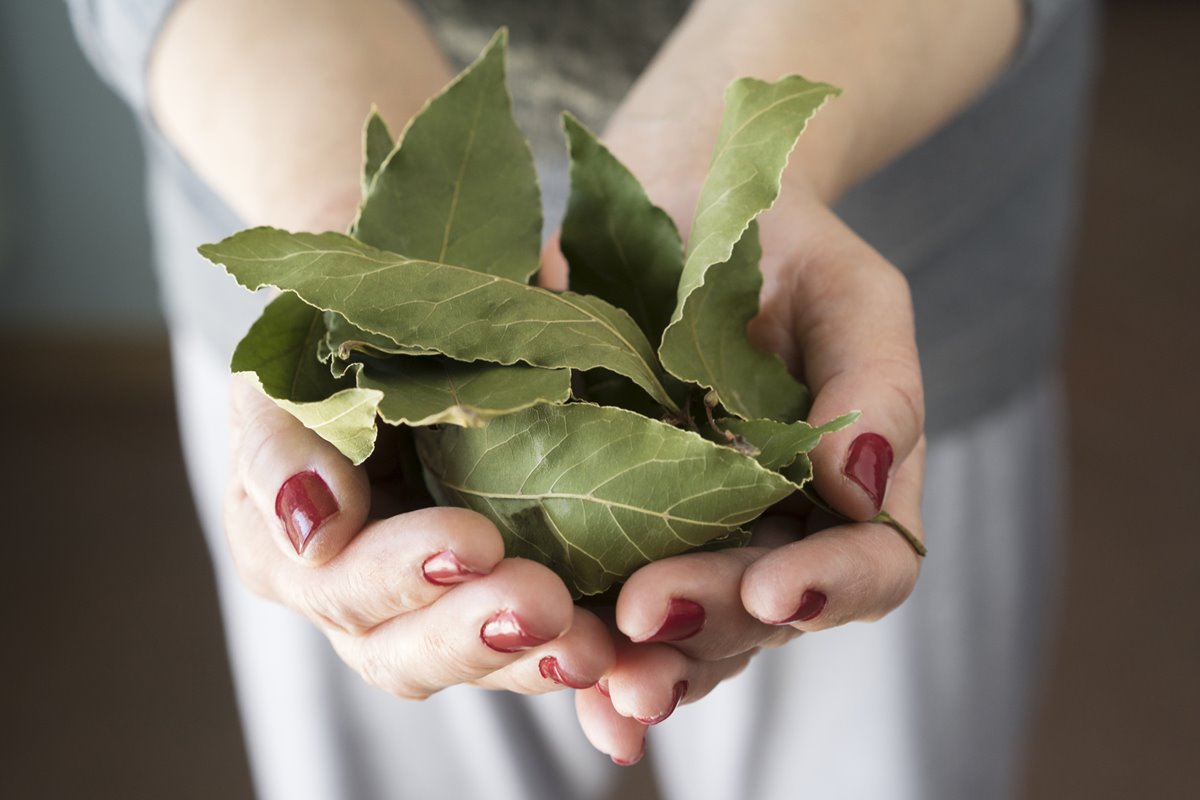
[719,411,859,472]
[351,28,541,283]
[662,221,811,420]
[341,42,558,429]
[575,368,664,418]
[415,402,795,596]
[322,311,437,364]
[200,228,680,413]
[361,108,393,194]
[659,76,839,421]
[348,353,570,427]
[560,113,683,345]
[232,293,382,464]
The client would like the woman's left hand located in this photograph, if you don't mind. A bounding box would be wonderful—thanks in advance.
[566,191,929,765]
[577,442,924,765]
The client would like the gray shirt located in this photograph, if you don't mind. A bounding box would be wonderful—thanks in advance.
[68,0,1097,434]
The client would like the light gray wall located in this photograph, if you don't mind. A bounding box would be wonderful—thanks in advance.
[0,1,161,331]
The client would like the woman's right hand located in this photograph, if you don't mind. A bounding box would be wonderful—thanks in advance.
[223,374,615,698]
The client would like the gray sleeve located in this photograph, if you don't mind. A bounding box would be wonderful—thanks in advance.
[64,0,178,111]
[1021,0,1090,56]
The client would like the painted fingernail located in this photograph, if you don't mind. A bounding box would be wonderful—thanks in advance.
[635,681,688,726]
[480,610,550,653]
[845,432,893,511]
[538,656,591,689]
[422,551,481,585]
[771,589,828,625]
[634,598,706,643]
[595,678,610,697]
[275,470,338,555]
[612,739,645,767]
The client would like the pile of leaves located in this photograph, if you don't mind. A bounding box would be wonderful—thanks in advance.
[200,30,920,598]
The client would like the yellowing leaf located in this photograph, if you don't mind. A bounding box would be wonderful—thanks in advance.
[350,353,570,428]
[232,293,382,464]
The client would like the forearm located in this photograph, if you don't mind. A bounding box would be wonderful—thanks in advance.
[149,0,453,231]
[606,0,1022,209]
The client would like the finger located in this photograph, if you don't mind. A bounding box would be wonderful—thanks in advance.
[615,548,796,661]
[477,607,616,694]
[327,558,575,700]
[604,639,754,726]
[772,210,924,521]
[225,492,506,632]
[230,374,371,564]
[538,234,569,291]
[575,686,647,766]
[741,438,926,629]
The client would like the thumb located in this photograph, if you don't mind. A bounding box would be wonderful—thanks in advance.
[777,209,925,521]
[229,374,371,564]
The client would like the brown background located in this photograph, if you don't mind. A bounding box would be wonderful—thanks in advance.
[1,1,1196,797]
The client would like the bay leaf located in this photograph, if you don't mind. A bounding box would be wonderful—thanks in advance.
[361,108,393,195]
[415,402,795,596]
[322,311,437,365]
[351,28,541,283]
[659,76,839,422]
[719,411,859,472]
[232,292,383,464]
[200,228,680,412]
[662,221,812,420]
[575,368,664,419]
[348,353,570,428]
[560,113,683,345]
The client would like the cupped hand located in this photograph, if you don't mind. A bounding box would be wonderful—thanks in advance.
[564,191,927,764]
[224,375,615,698]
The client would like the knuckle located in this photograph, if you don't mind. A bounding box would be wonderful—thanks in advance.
[299,582,374,637]
[235,401,294,486]
[358,649,431,701]
[882,374,926,440]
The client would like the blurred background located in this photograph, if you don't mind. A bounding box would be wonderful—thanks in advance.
[0,1,1196,797]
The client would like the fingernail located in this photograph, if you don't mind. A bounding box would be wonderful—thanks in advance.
[612,739,645,767]
[844,432,893,511]
[539,656,591,689]
[595,678,610,698]
[635,680,688,726]
[275,470,338,555]
[422,550,480,585]
[634,598,706,643]
[771,589,827,625]
[480,610,550,653]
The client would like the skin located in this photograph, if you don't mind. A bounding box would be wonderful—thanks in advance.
[152,0,1021,766]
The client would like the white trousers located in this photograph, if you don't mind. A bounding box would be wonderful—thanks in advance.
[172,329,1063,800]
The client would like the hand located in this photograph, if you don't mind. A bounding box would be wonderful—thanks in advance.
[566,192,927,764]
[223,375,616,698]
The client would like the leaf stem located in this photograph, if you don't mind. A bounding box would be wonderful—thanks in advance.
[703,392,759,457]
[801,486,927,558]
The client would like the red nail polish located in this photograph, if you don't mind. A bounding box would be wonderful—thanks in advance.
[595,678,610,698]
[538,656,591,689]
[844,432,893,511]
[612,739,646,767]
[635,598,706,643]
[772,590,828,625]
[480,610,550,653]
[275,471,338,555]
[635,680,688,726]
[422,551,480,585]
